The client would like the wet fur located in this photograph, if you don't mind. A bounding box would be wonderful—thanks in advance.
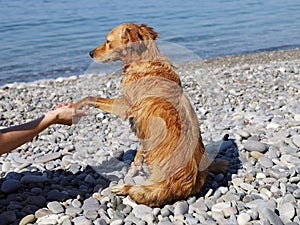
[76,23,226,207]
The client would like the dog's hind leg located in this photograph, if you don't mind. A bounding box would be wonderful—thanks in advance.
[111,183,170,207]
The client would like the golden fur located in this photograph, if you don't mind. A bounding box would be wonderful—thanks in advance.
[76,23,227,207]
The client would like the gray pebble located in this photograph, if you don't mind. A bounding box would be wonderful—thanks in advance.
[160,206,171,217]
[62,218,72,225]
[72,199,82,208]
[278,202,295,220]
[237,213,251,225]
[189,199,207,213]
[35,208,54,218]
[124,213,142,224]
[258,157,273,168]
[293,189,300,198]
[142,213,155,224]
[84,210,98,220]
[211,202,231,213]
[132,205,153,219]
[35,152,62,163]
[72,216,92,225]
[244,140,268,153]
[262,208,284,225]
[174,201,189,215]
[236,129,251,139]
[185,216,199,225]
[291,135,300,148]
[93,218,108,225]
[110,218,124,225]
[47,201,64,214]
[65,206,83,217]
[82,197,100,211]
[1,162,11,172]
[38,217,58,225]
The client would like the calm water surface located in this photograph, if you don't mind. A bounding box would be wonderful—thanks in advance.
[1,0,300,85]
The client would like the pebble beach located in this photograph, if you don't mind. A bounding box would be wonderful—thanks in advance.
[0,49,299,225]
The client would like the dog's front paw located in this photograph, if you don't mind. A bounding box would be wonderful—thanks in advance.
[111,184,132,195]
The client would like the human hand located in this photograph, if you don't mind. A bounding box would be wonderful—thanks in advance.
[48,102,87,126]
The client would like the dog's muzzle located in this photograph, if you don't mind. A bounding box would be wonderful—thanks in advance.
[89,50,95,58]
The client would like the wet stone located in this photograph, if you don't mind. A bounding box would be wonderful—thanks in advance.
[1,179,21,193]
[20,175,48,184]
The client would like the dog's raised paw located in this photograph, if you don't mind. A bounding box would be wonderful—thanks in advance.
[110,184,132,195]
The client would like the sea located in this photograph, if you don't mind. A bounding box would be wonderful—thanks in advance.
[1,0,300,85]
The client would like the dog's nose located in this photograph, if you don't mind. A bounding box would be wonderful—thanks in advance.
[89,50,94,58]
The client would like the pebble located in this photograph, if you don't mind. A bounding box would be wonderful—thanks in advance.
[110,218,124,225]
[20,175,48,184]
[262,208,284,225]
[244,140,268,153]
[132,205,153,219]
[258,157,273,168]
[174,201,189,215]
[293,189,300,198]
[0,211,17,225]
[72,216,92,225]
[0,50,300,225]
[1,179,21,193]
[19,214,36,225]
[66,206,83,217]
[278,202,295,220]
[250,151,264,159]
[291,135,300,148]
[35,208,54,218]
[82,197,100,211]
[47,190,69,201]
[211,202,231,213]
[294,114,300,121]
[47,201,64,214]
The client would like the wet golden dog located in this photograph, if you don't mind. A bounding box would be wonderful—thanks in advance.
[76,23,227,206]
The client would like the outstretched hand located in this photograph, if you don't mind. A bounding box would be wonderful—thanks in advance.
[51,102,88,126]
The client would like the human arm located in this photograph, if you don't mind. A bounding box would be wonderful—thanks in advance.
[0,103,86,155]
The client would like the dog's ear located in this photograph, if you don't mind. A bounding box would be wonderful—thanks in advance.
[120,27,147,55]
[139,24,158,40]
[120,24,158,42]
[120,27,144,43]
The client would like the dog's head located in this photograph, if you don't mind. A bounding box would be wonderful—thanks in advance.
[89,23,159,65]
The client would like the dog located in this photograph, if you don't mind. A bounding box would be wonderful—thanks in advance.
[75,23,227,207]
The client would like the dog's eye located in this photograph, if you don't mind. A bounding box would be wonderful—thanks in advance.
[106,40,110,44]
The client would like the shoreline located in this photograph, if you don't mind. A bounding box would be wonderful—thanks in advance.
[0,48,299,224]
[1,48,300,88]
